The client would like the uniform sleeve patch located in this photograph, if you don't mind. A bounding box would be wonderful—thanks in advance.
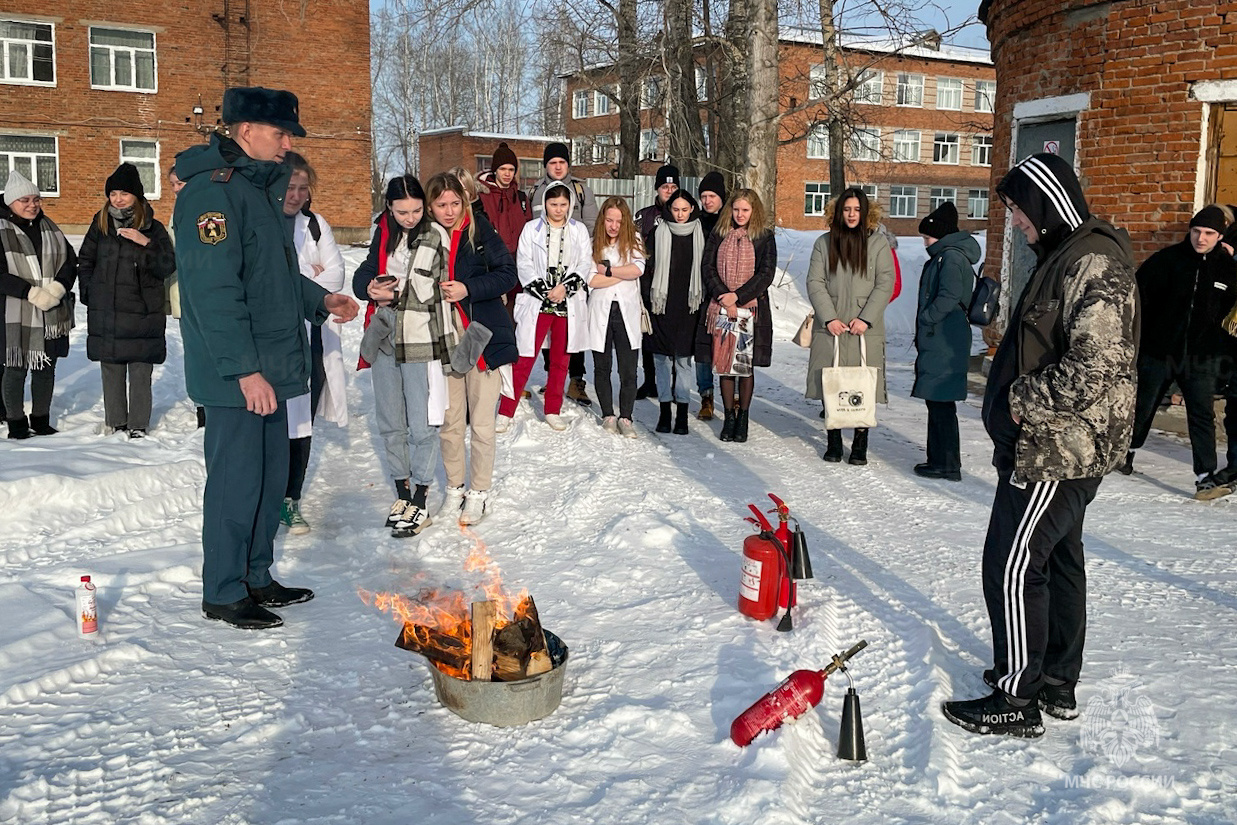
[197,212,227,245]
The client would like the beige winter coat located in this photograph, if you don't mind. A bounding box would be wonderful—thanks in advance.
[805,217,896,403]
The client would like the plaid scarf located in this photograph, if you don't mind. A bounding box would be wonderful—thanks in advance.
[1,213,72,369]
[394,221,457,364]
[708,229,758,375]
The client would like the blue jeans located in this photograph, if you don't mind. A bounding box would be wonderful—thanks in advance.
[696,360,713,396]
[654,353,692,403]
[371,352,440,487]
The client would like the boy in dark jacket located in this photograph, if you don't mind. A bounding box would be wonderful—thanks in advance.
[943,153,1138,738]
[1125,205,1236,499]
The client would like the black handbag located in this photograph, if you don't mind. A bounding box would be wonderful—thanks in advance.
[967,262,1000,327]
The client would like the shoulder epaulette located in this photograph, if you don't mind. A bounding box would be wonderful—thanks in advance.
[210,168,234,183]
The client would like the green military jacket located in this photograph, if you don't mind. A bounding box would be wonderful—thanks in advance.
[172,134,329,408]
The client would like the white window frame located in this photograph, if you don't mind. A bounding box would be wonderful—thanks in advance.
[892,129,921,163]
[975,79,996,113]
[804,182,829,216]
[592,133,614,164]
[968,188,990,220]
[695,64,708,101]
[640,128,660,160]
[573,89,589,119]
[89,26,157,92]
[1,19,56,86]
[809,64,828,99]
[850,126,881,162]
[807,124,829,159]
[936,77,963,111]
[860,184,878,203]
[0,133,60,196]
[571,141,590,166]
[854,69,882,105]
[972,133,993,167]
[933,132,960,165]
[896,73,924,107]
[119,138,160,200]
[594,88,611,116]
[642,76,661,110]
[930,187,957,212]
[889,185,918,218]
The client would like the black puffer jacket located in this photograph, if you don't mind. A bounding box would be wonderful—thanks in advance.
[1135,239,1236,361]
[443,212,518,369]
[78,208,175,364]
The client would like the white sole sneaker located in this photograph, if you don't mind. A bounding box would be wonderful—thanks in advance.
[618,418,638,439]
[459,489,490,526]
[545,414,567,431]
[602,416,619,434]
[495,414,513,434]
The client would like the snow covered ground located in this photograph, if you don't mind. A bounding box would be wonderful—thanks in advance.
[1,229,1234,825]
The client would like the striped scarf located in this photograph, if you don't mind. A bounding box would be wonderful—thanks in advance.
[1,214,72,369]
[394,221,457,364]
[651,218,703,315]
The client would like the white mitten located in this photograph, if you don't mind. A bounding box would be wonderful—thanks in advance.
[46,281,66,300]
[27,286,59,311]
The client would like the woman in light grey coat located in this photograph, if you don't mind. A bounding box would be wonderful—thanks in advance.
[805,188,896,464]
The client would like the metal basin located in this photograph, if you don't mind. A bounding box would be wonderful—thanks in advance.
[426,630,569,727]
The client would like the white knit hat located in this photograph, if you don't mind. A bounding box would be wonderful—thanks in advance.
[3,170,39,206]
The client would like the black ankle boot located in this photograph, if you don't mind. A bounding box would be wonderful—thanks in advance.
[29,414,57,435]
[719,407,736,442]
[823,429,843,462]
[733,409,750,443]
[6,416,31,440]
[849,428,869,465]
[655,402,672,433]
[196,406,207,429]
[673,402,689,434]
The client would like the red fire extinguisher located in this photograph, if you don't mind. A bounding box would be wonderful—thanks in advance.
[738,506,790,622]
[767,494,795,613]
[730,640,867,747]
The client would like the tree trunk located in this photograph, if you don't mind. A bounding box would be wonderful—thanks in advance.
[616,0,641,178]
[819,0,847,196]
[716,0,749,193]
[666,0,707,176]
[746,0,780,218]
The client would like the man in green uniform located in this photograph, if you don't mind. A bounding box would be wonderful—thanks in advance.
[173,87,358,629]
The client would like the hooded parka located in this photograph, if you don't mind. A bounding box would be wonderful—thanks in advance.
[912,231,981,402]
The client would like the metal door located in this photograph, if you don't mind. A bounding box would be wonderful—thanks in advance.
[1008,118,1077,307]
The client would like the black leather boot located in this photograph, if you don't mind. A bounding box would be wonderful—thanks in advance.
[823,429,843,462]
[719,407,736,442]
[6,416,31,440]
[29,414,57,435]
[733,409,750,443]
[673,402,689,434]
[655,402,672,433]
[849,428,869,465]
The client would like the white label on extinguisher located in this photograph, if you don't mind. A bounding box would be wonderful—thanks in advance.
[740,558,763,601]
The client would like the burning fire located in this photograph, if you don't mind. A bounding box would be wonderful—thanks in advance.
[360,525,530,680]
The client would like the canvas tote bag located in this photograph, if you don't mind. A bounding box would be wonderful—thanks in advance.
[821,333,878,429]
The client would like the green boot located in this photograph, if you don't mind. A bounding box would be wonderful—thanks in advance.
[281,497,311,535]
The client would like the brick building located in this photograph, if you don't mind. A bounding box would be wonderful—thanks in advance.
[417,128,562,190]
[0,1,372,239]
[564,32,995,234]
[980,0,1237,306]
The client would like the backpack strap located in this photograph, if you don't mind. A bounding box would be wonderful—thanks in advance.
[210,168,233,183]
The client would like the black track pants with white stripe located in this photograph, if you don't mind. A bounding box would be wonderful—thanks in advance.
[981,470,1102,700]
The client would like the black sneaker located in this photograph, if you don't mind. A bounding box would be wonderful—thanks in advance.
[202,596,283,629]
[1117,450,1134,475]
[984,669,1079,721]
[1039,682,1079,720]
[914,463,962,481]
[1214,465,1237,486]
[1195,474,1233,501]
[942,690,1044,738]
[391,504,432,538]
[247,580,315,608]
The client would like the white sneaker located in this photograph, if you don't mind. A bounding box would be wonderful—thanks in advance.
[545,414,567,431]
[602,416,619,434]
[386,498,411,528]
[391,504,432,537]
[618,418,638,439]
[459,489,490,526]
[439,486,465,520]
[495,414,513,434]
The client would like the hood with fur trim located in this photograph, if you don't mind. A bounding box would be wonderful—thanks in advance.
[821,196,886,234]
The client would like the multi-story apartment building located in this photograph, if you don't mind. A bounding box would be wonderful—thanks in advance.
[564,31,995,235]
[0,2,372,238]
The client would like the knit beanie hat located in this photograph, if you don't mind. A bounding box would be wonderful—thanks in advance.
[543,142,570,166]
[698,171,726,202]
[919,201,959,238]
[1189,205,1227,234]
[3,169,39,206]
[655,164,681,189]
[492,142,519,172]
[105,162,145,200]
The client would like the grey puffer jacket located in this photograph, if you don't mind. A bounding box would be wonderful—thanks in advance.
[984,216,1138,482]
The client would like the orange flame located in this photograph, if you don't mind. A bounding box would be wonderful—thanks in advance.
[359,524,530,679]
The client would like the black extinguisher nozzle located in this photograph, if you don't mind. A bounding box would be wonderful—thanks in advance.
[792,528,813,580]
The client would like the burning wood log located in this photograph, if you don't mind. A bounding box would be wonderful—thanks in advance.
[395,623,470,675]
[470,601,497,681]
[519,596,553,676]
[491,595,552,681]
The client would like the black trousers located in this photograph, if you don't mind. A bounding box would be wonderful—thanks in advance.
[544,348,586,379]
[2,358,56,419]
[1130,355,1220,476]
[982,471,1101,700]
[925,400,961,472]
[592,304,639,419]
